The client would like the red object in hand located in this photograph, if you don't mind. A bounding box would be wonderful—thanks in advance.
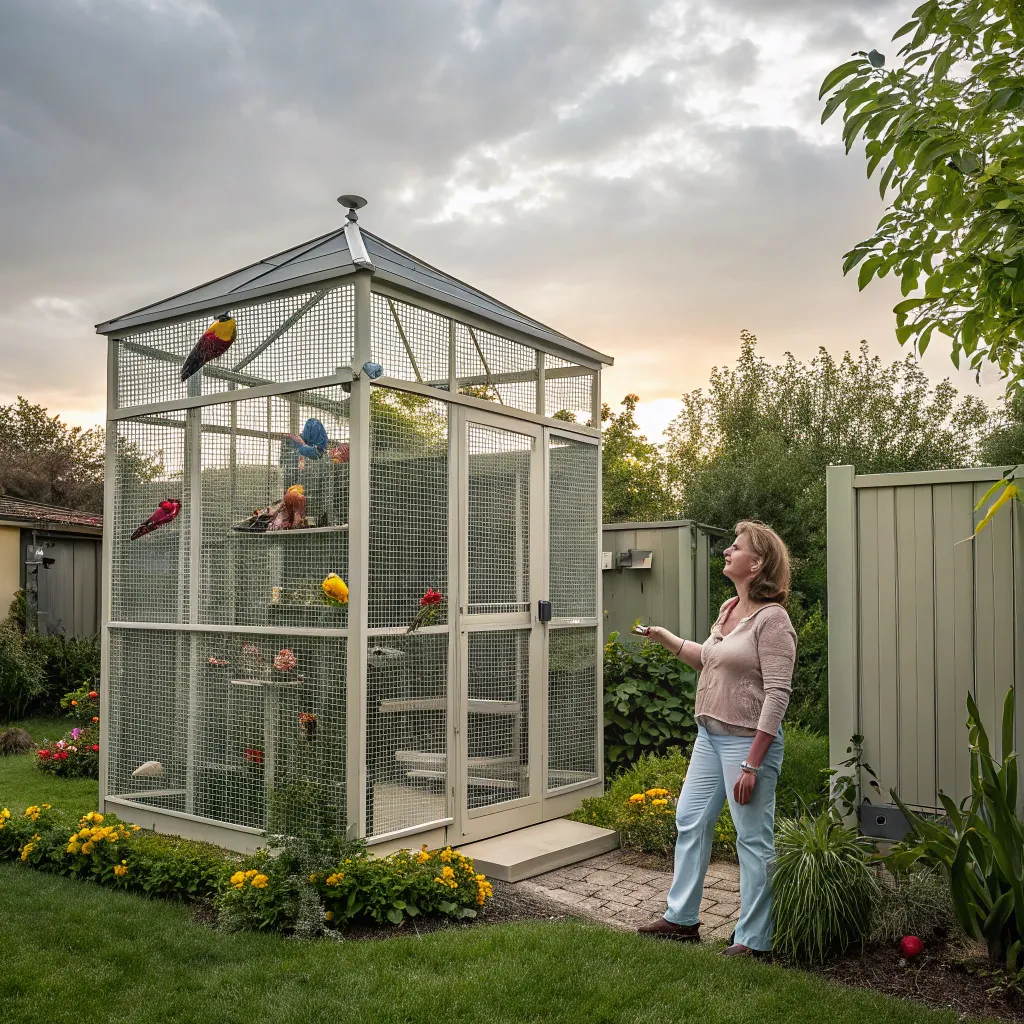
[900,935,924,960]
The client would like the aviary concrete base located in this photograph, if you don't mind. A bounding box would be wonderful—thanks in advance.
[458,818,619,882]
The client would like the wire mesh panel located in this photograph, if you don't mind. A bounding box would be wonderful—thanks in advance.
[110,418,189,623]
[107,629,347,833]
[547,626,598,790]
[115,285,354,409]
[106,629,189,809]
[467,423,532,615]
[365,632,448,837]
[455,323,537,411]
[192,632,347,833]
[544,354,594,425]
[198,386,350,629]
[466,629,530,810]
[368,389,448,630]
[549,436,599,618]
[370,294,449,387]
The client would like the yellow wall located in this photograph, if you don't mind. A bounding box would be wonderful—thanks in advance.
[0,525,21,610]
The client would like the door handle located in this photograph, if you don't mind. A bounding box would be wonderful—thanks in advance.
[537,600,552,622]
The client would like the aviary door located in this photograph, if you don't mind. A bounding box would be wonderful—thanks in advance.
[452,408,545,842]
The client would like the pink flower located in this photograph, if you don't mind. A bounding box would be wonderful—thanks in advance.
[273,648,297,672]
[72,728,81,740]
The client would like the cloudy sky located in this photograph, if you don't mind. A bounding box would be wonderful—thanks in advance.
[0,0,1005,437]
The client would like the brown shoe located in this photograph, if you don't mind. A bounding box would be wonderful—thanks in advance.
[637,918,701,942]
[720,943,768,958]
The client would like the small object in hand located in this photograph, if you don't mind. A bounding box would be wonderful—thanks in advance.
[631,624,652,636]
[900,935,924,960]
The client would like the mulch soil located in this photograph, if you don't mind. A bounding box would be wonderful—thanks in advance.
[796,943,1024,1023]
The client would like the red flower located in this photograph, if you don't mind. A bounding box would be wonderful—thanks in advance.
[37,749,50,759]
[91,744,100,752]
[243,748,264,765]
[88,691,98,700]
[420,589,443,608]
[57,751,69,760]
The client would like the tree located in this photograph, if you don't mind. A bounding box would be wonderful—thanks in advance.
[663,332,989,608]
[978,388,1024,464]
[821,1,1024,389]
[601,394,678,524]
[0,398,106,512]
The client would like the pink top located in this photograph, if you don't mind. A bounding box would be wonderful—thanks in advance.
[696,598,797,736]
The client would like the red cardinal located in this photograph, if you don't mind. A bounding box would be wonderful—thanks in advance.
[180,313,236,383]
[131,499,181,540]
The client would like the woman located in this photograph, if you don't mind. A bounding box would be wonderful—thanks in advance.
[637,520,797,957]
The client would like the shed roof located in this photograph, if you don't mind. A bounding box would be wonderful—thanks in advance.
[95,220,612,365]
[0,496,103,533]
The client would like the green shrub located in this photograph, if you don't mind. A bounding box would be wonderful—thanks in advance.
[772,811,878,963]
[603,632,697,773]
[888,688,1024,969]
[0,624,45,723]
[35,725,100,779]
[787,603,828,734]
[317,846,490,928]
[25,632,101,716]
[569,747,737,857]
[871,867,958,946]
[777,725,830,817]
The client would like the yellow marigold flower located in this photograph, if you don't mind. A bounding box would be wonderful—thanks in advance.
[325,911,334,922]
[114,864,128,878]
[250,874,269,889]
[230,871,245,885]
[439,847,454,863]
[244,869,258,878]
[441,865,455,879]
[67,842,80,854]
[629,794,646,804]
[309,873,319,883]
[20,843,34,861]
[41,803,51,809]
[24,805,40,816]
[83,812,103,824]
[416,850,430,864]
[81,842,94,855]
[1,808,10,819]
[651,798,668,807]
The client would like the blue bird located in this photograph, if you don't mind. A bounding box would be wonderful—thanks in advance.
[283,418,329,460]
[362,361,383,380]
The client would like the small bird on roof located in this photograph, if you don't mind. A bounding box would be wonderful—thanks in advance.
[283,418,328,460]
[180,313,236,383]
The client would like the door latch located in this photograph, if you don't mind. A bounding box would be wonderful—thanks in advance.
[538,599,552,622]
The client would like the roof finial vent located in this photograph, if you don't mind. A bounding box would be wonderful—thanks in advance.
[338,194,367,223]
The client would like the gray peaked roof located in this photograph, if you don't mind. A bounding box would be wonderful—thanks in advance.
[95,221,612,365]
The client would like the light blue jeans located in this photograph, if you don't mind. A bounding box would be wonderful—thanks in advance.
[664,725,784,950]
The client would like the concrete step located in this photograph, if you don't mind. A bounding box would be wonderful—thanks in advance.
[458,818,619,882]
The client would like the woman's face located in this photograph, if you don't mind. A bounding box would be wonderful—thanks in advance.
[723,531,761,585]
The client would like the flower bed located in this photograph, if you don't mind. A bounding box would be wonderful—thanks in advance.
[0,801,495,936]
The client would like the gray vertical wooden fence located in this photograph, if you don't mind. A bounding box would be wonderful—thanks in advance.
[828,464,1023,813]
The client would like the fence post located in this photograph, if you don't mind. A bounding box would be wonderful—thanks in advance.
[827,465,859,805]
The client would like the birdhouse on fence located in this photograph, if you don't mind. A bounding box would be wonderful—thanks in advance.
[94,196,612,853]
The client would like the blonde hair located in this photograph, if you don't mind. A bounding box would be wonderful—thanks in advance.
[735,520,791,606]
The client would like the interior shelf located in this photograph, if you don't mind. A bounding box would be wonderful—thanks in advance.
[378,697,521,715]
[231,524,349,537]
[229,676,305,687]
[395,750,517,769]
[404,768,517,790]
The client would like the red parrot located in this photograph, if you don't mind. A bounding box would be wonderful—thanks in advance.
[268,485,307,531]
[131,499,181,540]
[180,313,236,383]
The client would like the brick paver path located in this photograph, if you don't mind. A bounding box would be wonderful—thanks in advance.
[519,850,740,940]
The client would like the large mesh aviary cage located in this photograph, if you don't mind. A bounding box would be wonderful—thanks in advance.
[96,198,611,852]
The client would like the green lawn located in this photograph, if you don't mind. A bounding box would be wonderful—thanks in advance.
[0,726,994,1024]
[0,717,99,818]
[0,863,983,1024]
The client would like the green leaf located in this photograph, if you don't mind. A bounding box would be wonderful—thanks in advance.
[893,297,930,314]
[386,907,404,925]
[858,256,882,290]
[819,59,866,100]
[867,49,885,68]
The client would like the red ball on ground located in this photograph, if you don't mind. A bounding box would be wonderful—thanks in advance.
[900,935,924,959]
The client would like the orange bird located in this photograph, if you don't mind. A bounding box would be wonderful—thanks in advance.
[180,313,236,383]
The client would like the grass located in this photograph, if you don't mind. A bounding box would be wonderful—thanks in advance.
[0,863,983,1024]
[0,716,99,818]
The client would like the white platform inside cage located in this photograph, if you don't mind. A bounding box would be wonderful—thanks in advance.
[457,818,619,882]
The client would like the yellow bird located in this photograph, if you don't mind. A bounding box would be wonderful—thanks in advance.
[322,573,349,606]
